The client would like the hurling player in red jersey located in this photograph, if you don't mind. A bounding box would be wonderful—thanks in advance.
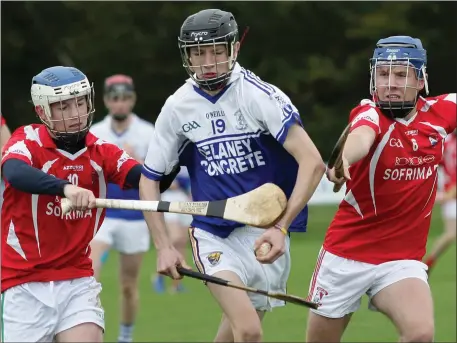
[306,36,456,342]
[424,130,456,274]
[0,66,177,342]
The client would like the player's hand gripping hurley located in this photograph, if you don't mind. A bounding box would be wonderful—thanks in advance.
[61,183,287,228]
[327,123,351,193]
[177,267,318,309]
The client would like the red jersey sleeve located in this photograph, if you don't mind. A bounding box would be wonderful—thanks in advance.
[100,142,140,189]
[1,116,6,126]
[348,99,381,136]
[440,93,456,133]
[427,93,457,134]
[1,126,35,166]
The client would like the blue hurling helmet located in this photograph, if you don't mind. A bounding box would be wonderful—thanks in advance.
[370,36,428,119]
[31,66,95,144]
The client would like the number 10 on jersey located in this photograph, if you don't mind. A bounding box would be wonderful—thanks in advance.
[67,173,79,186]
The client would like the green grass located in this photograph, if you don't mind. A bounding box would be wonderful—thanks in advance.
[99,205,456,342]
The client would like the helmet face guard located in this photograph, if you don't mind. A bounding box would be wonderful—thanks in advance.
[31,66,95,145]
[369,36,428,119]
[178,9,239,92]
[45,92,95,144]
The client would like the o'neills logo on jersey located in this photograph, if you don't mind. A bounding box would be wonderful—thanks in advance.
[198,138,266,176]
[206,110,225,119]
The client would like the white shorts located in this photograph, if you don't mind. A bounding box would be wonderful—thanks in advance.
[189,226,291,312]
[307,247,429,318]
[442,200,456,219]
[93,217,150,254]
[1,277,104,342]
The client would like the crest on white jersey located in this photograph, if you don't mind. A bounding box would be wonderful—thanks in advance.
[234,110,247,130]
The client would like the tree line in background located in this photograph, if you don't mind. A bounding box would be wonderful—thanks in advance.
[2,1,456,157]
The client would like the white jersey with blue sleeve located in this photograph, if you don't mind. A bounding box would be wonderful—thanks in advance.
[143,63,308,237]
[91,114,155,220]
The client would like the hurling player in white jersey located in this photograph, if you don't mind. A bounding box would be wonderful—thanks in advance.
[89,75,155,343]
[139,9,326,342]
[152,167,192,293]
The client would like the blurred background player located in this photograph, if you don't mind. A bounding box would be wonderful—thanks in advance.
[1,115,12,150]
[424,129,456,274]
[89,74,155,343]
[0,66,142,342]
[1,115,12,203]
[139,9,325,342]
[306,36,456,342]
[152,166,192,294]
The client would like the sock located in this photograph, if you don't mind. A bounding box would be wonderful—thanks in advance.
[100,250,109,264]
[118,323,134,343]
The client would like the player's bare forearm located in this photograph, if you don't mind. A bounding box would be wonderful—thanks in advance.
[280,125,326,228]
[343,126,376,166]
[281,159,326,228]
[139,175,173,250]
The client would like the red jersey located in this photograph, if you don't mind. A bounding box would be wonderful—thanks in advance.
[0,116,5,126]
[1,124,139,292]
[324,93,457,264]
[441,132,456,192]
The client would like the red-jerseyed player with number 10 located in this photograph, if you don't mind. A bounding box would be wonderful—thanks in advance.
[305,36,456,342]
[0,66,143,342]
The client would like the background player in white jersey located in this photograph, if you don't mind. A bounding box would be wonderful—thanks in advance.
[139,9,325,342]
[306,36,456,342]
[424,129,456,274]
[153,167,192,294]
[89,74,155,343]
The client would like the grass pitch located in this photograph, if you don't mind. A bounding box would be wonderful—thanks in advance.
[99,205,456,342]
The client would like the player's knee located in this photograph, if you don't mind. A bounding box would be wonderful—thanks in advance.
[232,318,263,342]
[234,328,263,343]
[121,282,138,299]
[401,323,434,342]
